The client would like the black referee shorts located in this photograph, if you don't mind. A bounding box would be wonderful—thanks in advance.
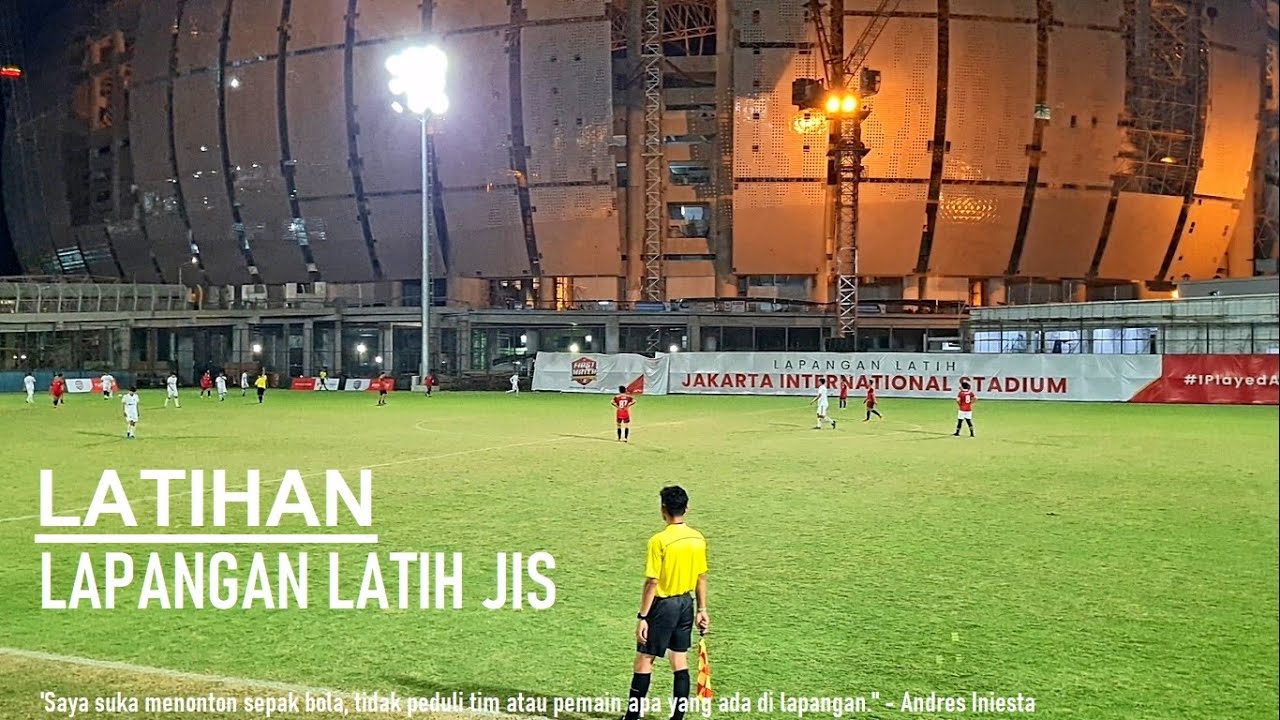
[637,594,694,657]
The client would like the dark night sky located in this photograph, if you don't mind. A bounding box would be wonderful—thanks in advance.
[0,0,74,275]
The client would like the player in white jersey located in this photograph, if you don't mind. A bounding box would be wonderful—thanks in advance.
[121,386,140,438]
[164,372,181,408]
[100,373,115,399]
[240,371,250,397]
[23,372,36,404]
[507,373,520,394]
[215,372,227,401]
[810,378,836,430]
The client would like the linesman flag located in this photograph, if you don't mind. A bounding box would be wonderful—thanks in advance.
[696,632,712,699]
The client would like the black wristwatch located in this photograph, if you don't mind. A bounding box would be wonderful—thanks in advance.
[637,613,647,620]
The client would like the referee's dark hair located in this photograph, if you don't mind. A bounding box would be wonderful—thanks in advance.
[660,486,689,517]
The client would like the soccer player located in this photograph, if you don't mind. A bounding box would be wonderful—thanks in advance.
[121,386,140,439]
[215,372,228,401]
[864,386,883,422]
[164,372,181,408]
[507,372,520,394]
[240,370,250,397]
[254,372,267,404]
[318,367,330,391]
[376,372,390,406]
[621,486,709,720]
[838,381,849,409]
[809,378,835,430]
[23,371,36,404]
[100,372,115,399]
[422,373,434,397]
[953,379,975,437]
[50,373,65,407]
[613,385,635,442]
[199,370,213,398]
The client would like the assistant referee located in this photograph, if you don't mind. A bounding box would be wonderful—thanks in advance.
[621,485,709,720]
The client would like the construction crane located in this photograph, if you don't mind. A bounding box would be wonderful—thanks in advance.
[798,0,901,347]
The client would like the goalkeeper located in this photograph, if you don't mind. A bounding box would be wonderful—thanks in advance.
[621,486,710,720]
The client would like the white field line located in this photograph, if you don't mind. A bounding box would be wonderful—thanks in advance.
[0,403,797,526]
[0,647,529,719]
[33,534,378,545]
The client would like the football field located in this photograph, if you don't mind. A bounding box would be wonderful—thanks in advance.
[1,390,1276,719]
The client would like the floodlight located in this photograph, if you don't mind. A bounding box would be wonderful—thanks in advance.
[251,343,262,354]
[356,343,367,354]
[385,44,449,119]
[374,355,383,364]
[669,344,680,354]
[569,343,581,353]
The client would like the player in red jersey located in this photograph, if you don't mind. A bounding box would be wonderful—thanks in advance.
[953,380,975,437]
[838,381,849,409]
[50,373,65,407]
[613,385,636,442]
[199,370,213,398]
[863,386,883,422]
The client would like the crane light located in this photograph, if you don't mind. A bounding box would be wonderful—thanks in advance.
[823,92,860,117]
[824,94,841,114]
[841,94,858,113]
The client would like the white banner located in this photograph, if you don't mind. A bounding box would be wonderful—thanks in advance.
[533,353,670,395]
[344,378,372,391]
[316,378,341,391]
[64,378,95,394]
[665,353,1162,401]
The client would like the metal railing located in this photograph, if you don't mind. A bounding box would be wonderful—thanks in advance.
[0,279,188,315]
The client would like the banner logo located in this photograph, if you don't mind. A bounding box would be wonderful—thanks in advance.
[570,357,598,386]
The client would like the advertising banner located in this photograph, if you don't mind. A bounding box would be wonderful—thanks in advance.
[344,379,372,392]
[1129,354,1280,405]
[665,352,1163,402]
[532,353,671,395]
[63,378,97,394]
[290,377,317,391]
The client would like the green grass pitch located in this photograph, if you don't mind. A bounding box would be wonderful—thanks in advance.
[0,389,1276,719]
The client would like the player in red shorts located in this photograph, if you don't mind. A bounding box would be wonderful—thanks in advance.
[953,379,975,437]
[838,382,849,409]
[612,385,635,442]
[50,373,65,407]
[863,386,883,422]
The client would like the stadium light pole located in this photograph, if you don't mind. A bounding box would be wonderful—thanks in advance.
[387,44,448,388]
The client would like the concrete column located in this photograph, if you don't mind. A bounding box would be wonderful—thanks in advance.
[524,329,540,354]
[686,316,701,353]
[381,324,394,372]
[333,320,344,375]
[114,327,132,370]
[458,319,472,372]
[301,320,314,376]
[605,317,621,354]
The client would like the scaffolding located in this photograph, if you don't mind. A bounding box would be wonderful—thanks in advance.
[640,0,664,304]
[1254,0,1278,274]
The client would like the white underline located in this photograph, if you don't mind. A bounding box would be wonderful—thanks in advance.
[34,534,378,545]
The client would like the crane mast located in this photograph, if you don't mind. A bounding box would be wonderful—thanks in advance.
[805,0,900,345]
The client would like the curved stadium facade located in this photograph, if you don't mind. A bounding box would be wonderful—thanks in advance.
[2,0,1273,306]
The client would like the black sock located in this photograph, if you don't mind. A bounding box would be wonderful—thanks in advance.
[873,410,882,418]
[670,669,691,720]
[624,427,630,440]
[623,672,651,720]
[865,411,871,421]
[966,419,974,435]
[954,420,962,434]
[617,427,622,440]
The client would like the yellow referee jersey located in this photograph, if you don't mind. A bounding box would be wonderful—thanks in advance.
[644,522,708,598]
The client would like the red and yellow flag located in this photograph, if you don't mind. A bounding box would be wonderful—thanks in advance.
[696,634,712,699]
